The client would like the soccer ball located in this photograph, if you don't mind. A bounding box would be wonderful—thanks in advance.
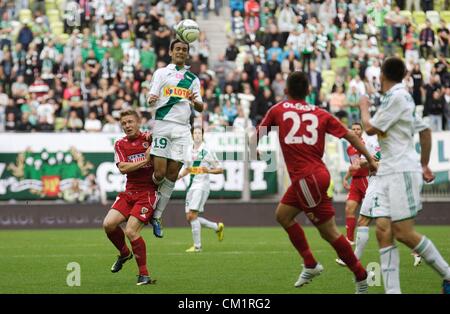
[175,19,200,43]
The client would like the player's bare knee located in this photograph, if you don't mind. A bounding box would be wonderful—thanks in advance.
[358,216,371,227]
[124,226,139,241]
[345,205,356,216]
[320,228,340,243]
[275,211,289,227]
[103,219,115,233]
[186,211,197,222]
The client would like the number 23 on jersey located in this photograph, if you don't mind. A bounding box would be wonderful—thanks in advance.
[283,112,319,145]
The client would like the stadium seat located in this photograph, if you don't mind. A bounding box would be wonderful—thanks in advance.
[440,11,450,24]
[426,11,440,26]
[58,33,69,45]
[399,10,412,23]
[50,21,64,36]
[56,0,65,11]
[45,0,56,13]
[434,0,444,10]
[321,70,336,94]
[47,9,60,24]
[19,9,32,24]
[413,11,426,26]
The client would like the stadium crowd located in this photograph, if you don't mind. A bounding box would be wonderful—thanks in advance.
[0,0,450,133]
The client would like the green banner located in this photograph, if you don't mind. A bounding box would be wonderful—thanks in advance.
[0,134,278,201]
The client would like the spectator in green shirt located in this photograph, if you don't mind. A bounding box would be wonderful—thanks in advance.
[140,42,156,71]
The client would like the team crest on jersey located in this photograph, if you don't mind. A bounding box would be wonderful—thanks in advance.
[128,153,146,163]
[143,142,149,148]
[141,207,149,214]
[163,86,190,98]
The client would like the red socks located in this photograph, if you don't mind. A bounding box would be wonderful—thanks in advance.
[332,235,366,281]
[346,217,356,242]
[131,237,149,276]
[285,223,317,268]
[106,227,130,257]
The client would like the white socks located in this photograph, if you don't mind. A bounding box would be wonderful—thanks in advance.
[190,218,201,248]
[153,178,175,219]
[354,226,369,260]
[414,236,450,281]
[379,245,401,294]
[198,217,218,231]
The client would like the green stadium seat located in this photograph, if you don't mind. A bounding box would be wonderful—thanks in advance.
[56,0,65,11]
[47,9,60,23]
[19,9,32,24]
[45,0,56,13]
[50,21,64,36]
[434,0,444,10]
[399,10,412,22]
[321,70,336,94]
[58,33,69,44]
[413,11,426,26]
[440,11,450,24]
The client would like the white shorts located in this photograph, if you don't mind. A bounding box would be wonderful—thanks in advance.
[371,172,423,222]
[151,120,191,163]
[360,176,378,218]
[185,189,209,213]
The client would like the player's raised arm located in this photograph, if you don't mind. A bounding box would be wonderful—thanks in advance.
[147,70,161,105]
[117,147,151,174]
[189,77,204,112]
[359,95,382,136]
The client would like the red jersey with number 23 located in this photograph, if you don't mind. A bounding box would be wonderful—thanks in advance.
[114,132,156,191]
[257,100,348,180]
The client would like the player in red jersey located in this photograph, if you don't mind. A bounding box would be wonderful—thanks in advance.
[342,122,369,244]
[102,109,158,286]
[255,72,378,293]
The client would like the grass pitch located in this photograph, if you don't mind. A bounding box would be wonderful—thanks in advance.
[0,226,448,294]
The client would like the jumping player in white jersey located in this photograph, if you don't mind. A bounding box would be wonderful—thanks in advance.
[359,57,450,294]
[178,126,225,252]
[147,39,204,238]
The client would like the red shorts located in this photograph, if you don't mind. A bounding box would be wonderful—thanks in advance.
[347,176,368,203]
[111,190,158,224]
[281,169,335,226]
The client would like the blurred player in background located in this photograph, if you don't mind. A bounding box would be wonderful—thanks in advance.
[342,122,369,245]
[102,109,157,286]
[178,126,224,252]
[255,71,378,294]
[147,39,204,238]
[359,57,450,294]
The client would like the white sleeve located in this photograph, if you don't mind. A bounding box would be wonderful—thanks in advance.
[191,78,203,102]
[413,114,429,133]
[205,150,221,169]
[149,70,162,96]
[370,94,406,133]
